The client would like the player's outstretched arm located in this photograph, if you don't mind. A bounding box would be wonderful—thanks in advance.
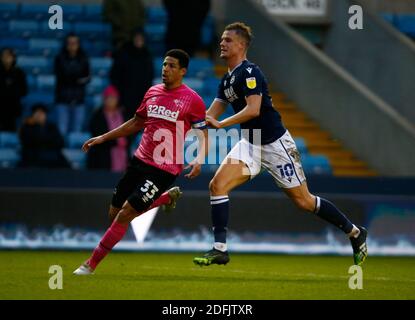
[82,115,145,152]
[207,95,261,129]
[185,128,209,179]
[207,99,227,119]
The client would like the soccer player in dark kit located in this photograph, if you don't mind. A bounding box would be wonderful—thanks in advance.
[74,49,208,275]
[193,22,368,267]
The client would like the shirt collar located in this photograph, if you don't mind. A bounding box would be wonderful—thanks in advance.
[228,60,247,76]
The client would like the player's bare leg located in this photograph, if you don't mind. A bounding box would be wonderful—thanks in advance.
[194,158,249,266]
[283,182,368,265]
[74,187,182,275]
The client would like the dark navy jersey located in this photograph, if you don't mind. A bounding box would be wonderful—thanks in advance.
[215,60,286,145]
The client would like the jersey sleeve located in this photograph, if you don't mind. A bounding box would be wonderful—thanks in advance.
[190,94,207,130]
[214,77,227,104]
[135,90,151,119]
[242,67,264,98]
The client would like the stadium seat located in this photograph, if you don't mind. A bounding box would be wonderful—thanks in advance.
[0,132,20,149]
[67,132,91,149]
[38,20,72,39]
[17,56,51,75]
[87,77,109,94]
[381,13,395,25]
[19,3,51,20]
[85,94,103,109]
[36,75,56,91]
[29,38,61,57]
[73,22,111,39]
[183,78,204,92]
[302,155,332,175]
[294,138,308,155]
[201,15,215,46]
[0,3,18,20]
[26,75,37,90]
[22,91,54,110]
[188,58,214,78]
[9,20,40,38]
[81,40,111,56]
[60,4,84,21]
[83,4,103,21]
[90,57,112,76]
[0,149,20,168]
[203,77,219,96]
[147,6,167,23]
[0,38,28,52]
[62,148,86,170]
[395,15,415,37]
[144,24,166,42]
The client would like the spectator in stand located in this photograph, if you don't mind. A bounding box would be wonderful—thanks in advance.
[87,85,128,172]
[110,28,154,119]
[163,0,211,56]
[0,48,28,132]
[19,104,69,168]
[103,0,146,50]
[54,33,90,136]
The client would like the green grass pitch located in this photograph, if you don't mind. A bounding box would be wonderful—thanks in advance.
[0,251,414,299]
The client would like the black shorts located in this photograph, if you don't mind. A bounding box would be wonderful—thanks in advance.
[111,157,177,212]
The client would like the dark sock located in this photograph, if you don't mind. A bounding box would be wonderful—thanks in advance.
[315,197,354,234]
[211,195,229,243]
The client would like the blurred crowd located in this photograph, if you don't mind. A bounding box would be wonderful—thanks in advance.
[0,0,211,172]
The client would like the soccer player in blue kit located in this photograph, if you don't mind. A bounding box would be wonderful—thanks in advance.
[193,22,368,266]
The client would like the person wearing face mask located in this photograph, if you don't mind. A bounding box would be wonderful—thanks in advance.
[0,48,28,132]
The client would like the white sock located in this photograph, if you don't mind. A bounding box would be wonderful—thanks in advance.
[214,242,227,252]
[348,225,360,238]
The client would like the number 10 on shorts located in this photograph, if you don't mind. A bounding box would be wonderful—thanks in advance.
[277,163,294,178]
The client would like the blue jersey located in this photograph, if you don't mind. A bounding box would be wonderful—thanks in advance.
[215,60,286,145]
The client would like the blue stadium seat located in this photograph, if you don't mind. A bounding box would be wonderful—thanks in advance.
[0,132,20,149]
[26,74,37,90]
[302,155,332,175]
[85,94,103,109]
[60,4,84,21]
[0,3,19,20]
[183,78,204,92]
[147,6,167,23]
[73,22,111,39]
[83,4,103,21]
[294,138,308,155]
[67,132,91,149]
[0,38,28,52]
[153,57,164,77]
[22,91,54,110]
[188,58,214,78]
[203,77,219,96]
[87,77,109,94]
[90,57,112,76]
[81,40,111,56]
[9,20,39,38]
[29,38,61,57]
[0,149,20,168]
[37,75,56,91]
[396,15,415,37]
[17,56,51,75]
[38,20,72,39]
[62,149,86,170]
[201,15,215,46]
[381,13,395,25]
[144,24,166,42]
[19,3,51,20]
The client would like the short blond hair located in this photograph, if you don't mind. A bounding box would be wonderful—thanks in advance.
[224,22,253,47]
